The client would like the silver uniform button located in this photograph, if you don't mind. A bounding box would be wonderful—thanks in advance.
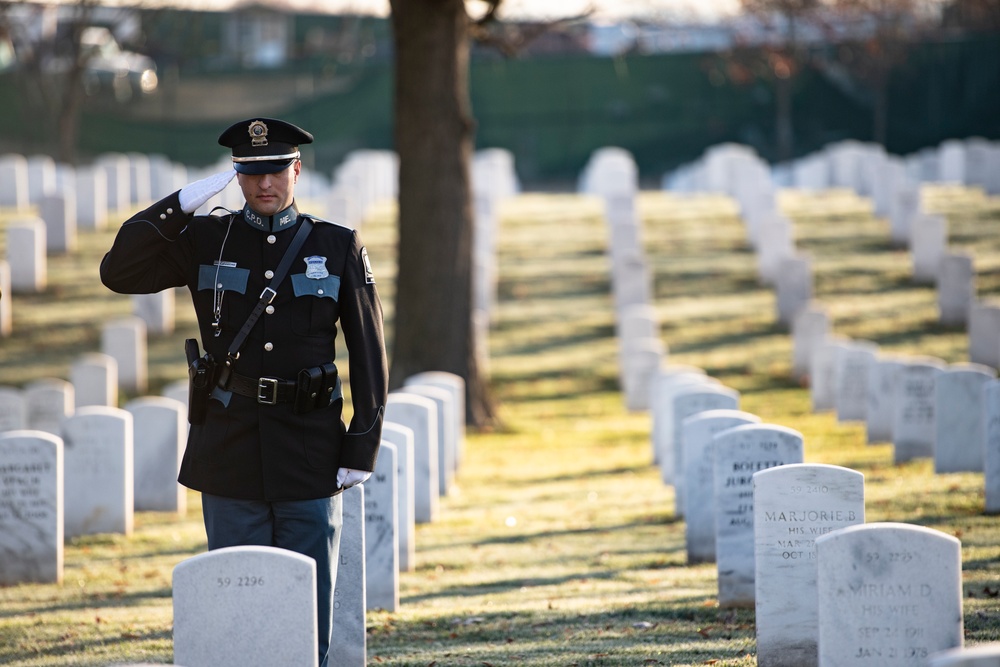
[317,289,324,295]
[267,235,277,244]
[265,305,275,315]
[264,342,273,351]
[159,213,166,220]
[217,283,223,289]
[264,270,274,279]
[166,208,173,214]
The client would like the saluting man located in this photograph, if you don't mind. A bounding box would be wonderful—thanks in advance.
[100,117,388,667]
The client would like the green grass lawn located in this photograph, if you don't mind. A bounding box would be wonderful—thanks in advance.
[0,185,999,666]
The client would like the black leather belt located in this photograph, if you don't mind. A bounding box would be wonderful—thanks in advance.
[223,372,297,405]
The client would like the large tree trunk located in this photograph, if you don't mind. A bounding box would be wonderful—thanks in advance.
[388,0,497,428]
[775,74,795,162]
[871,75,888,146]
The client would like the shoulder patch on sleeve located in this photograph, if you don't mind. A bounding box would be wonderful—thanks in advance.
[361,247,375,284]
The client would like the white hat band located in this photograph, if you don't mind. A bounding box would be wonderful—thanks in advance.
[232,150,301,163]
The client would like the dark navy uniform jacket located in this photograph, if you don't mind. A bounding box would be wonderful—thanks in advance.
[100,190,388,501]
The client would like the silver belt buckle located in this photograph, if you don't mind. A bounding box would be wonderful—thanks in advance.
[257,377,279,405]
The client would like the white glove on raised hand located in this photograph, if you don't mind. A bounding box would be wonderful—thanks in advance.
[179,168,237,214]
[337,467,372,490]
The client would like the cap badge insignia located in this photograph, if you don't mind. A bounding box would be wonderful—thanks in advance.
[248,120,269,146]
[304,256,329,280]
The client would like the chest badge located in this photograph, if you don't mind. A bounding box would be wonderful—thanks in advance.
[304,256,330,279]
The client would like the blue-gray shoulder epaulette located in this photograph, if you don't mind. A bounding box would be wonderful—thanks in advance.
[301,213,352,230]
[207,206,239,222]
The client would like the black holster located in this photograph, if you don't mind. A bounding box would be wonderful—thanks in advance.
[293,362,340,415]
[185,338,216,425]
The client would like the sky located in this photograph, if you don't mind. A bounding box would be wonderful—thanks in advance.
[140,0,743,23]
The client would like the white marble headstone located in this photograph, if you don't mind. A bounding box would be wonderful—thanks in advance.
[935,364,996,473]
[0,260,9,337]
[867,356,906,445]
[0,430,63,584]
[969,302,1000,369]
[385,393,438,524]
[713,424,804,608]
[672,385,740,516]
[6,218,47,294]
[102,317,148,394]
[332,485,366,667]
[621,336,666,413]
[911,214,948,285]
[404,371,465,470]
[132,291,175,336]
[38,193,76,255]
[753,464,865,667]
[161,379,189,424]
[938,252,975,327]
[173,545,318,667]
[60,407,134,537]
[0,386,27,432]
[816,523,963,667]
[70,352,118,409]
[890,186,920,247]
[810,336,851,413]
[399,384,454,497]
[682,409,760,564]
[650,368,714,477]
[364,442,399,612]
[24,378,74,436]
[755,213,795,286]
[894,358,947,464]
[97,153,131,213]
[775,254,813,327]
[982,380,1000,514]
[0,153,29,209]
[835,341,879,423]
[125,396,185,513]
[792,303,830,383]
[75,165,108,231]
[381,422,415,572]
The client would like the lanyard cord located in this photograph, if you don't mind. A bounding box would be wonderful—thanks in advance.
[210,208,237,337]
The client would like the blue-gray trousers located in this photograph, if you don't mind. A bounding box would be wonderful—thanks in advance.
[202,493,343,667]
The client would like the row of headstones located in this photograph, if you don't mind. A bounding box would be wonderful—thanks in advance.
[0,147,517,222]
[792,315,1000,509]
[0,425,365,667]
[660,140,994,304]
[0,366,466,571]
[0,147,519,337]
[0,368,467,666]
[691,149,1000,394]
[664,137,1000,203]
[779,137,1000,197]
[646,365,998,666]
[597,144,1000,663]
[756,206,970,332]
[584,142,1000,502]
[577,147,663,413]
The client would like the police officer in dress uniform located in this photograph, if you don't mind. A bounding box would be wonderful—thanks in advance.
[100,118,388,667]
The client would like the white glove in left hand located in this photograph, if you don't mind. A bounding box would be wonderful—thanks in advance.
[178,168,237,214]
[337,467,372,490]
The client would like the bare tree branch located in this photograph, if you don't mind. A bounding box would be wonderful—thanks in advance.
[468,2,595,58]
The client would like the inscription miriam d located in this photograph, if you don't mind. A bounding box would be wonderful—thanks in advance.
[849,582,932,598]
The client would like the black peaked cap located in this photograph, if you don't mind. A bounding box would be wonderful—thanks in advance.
[218,117,314,175]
